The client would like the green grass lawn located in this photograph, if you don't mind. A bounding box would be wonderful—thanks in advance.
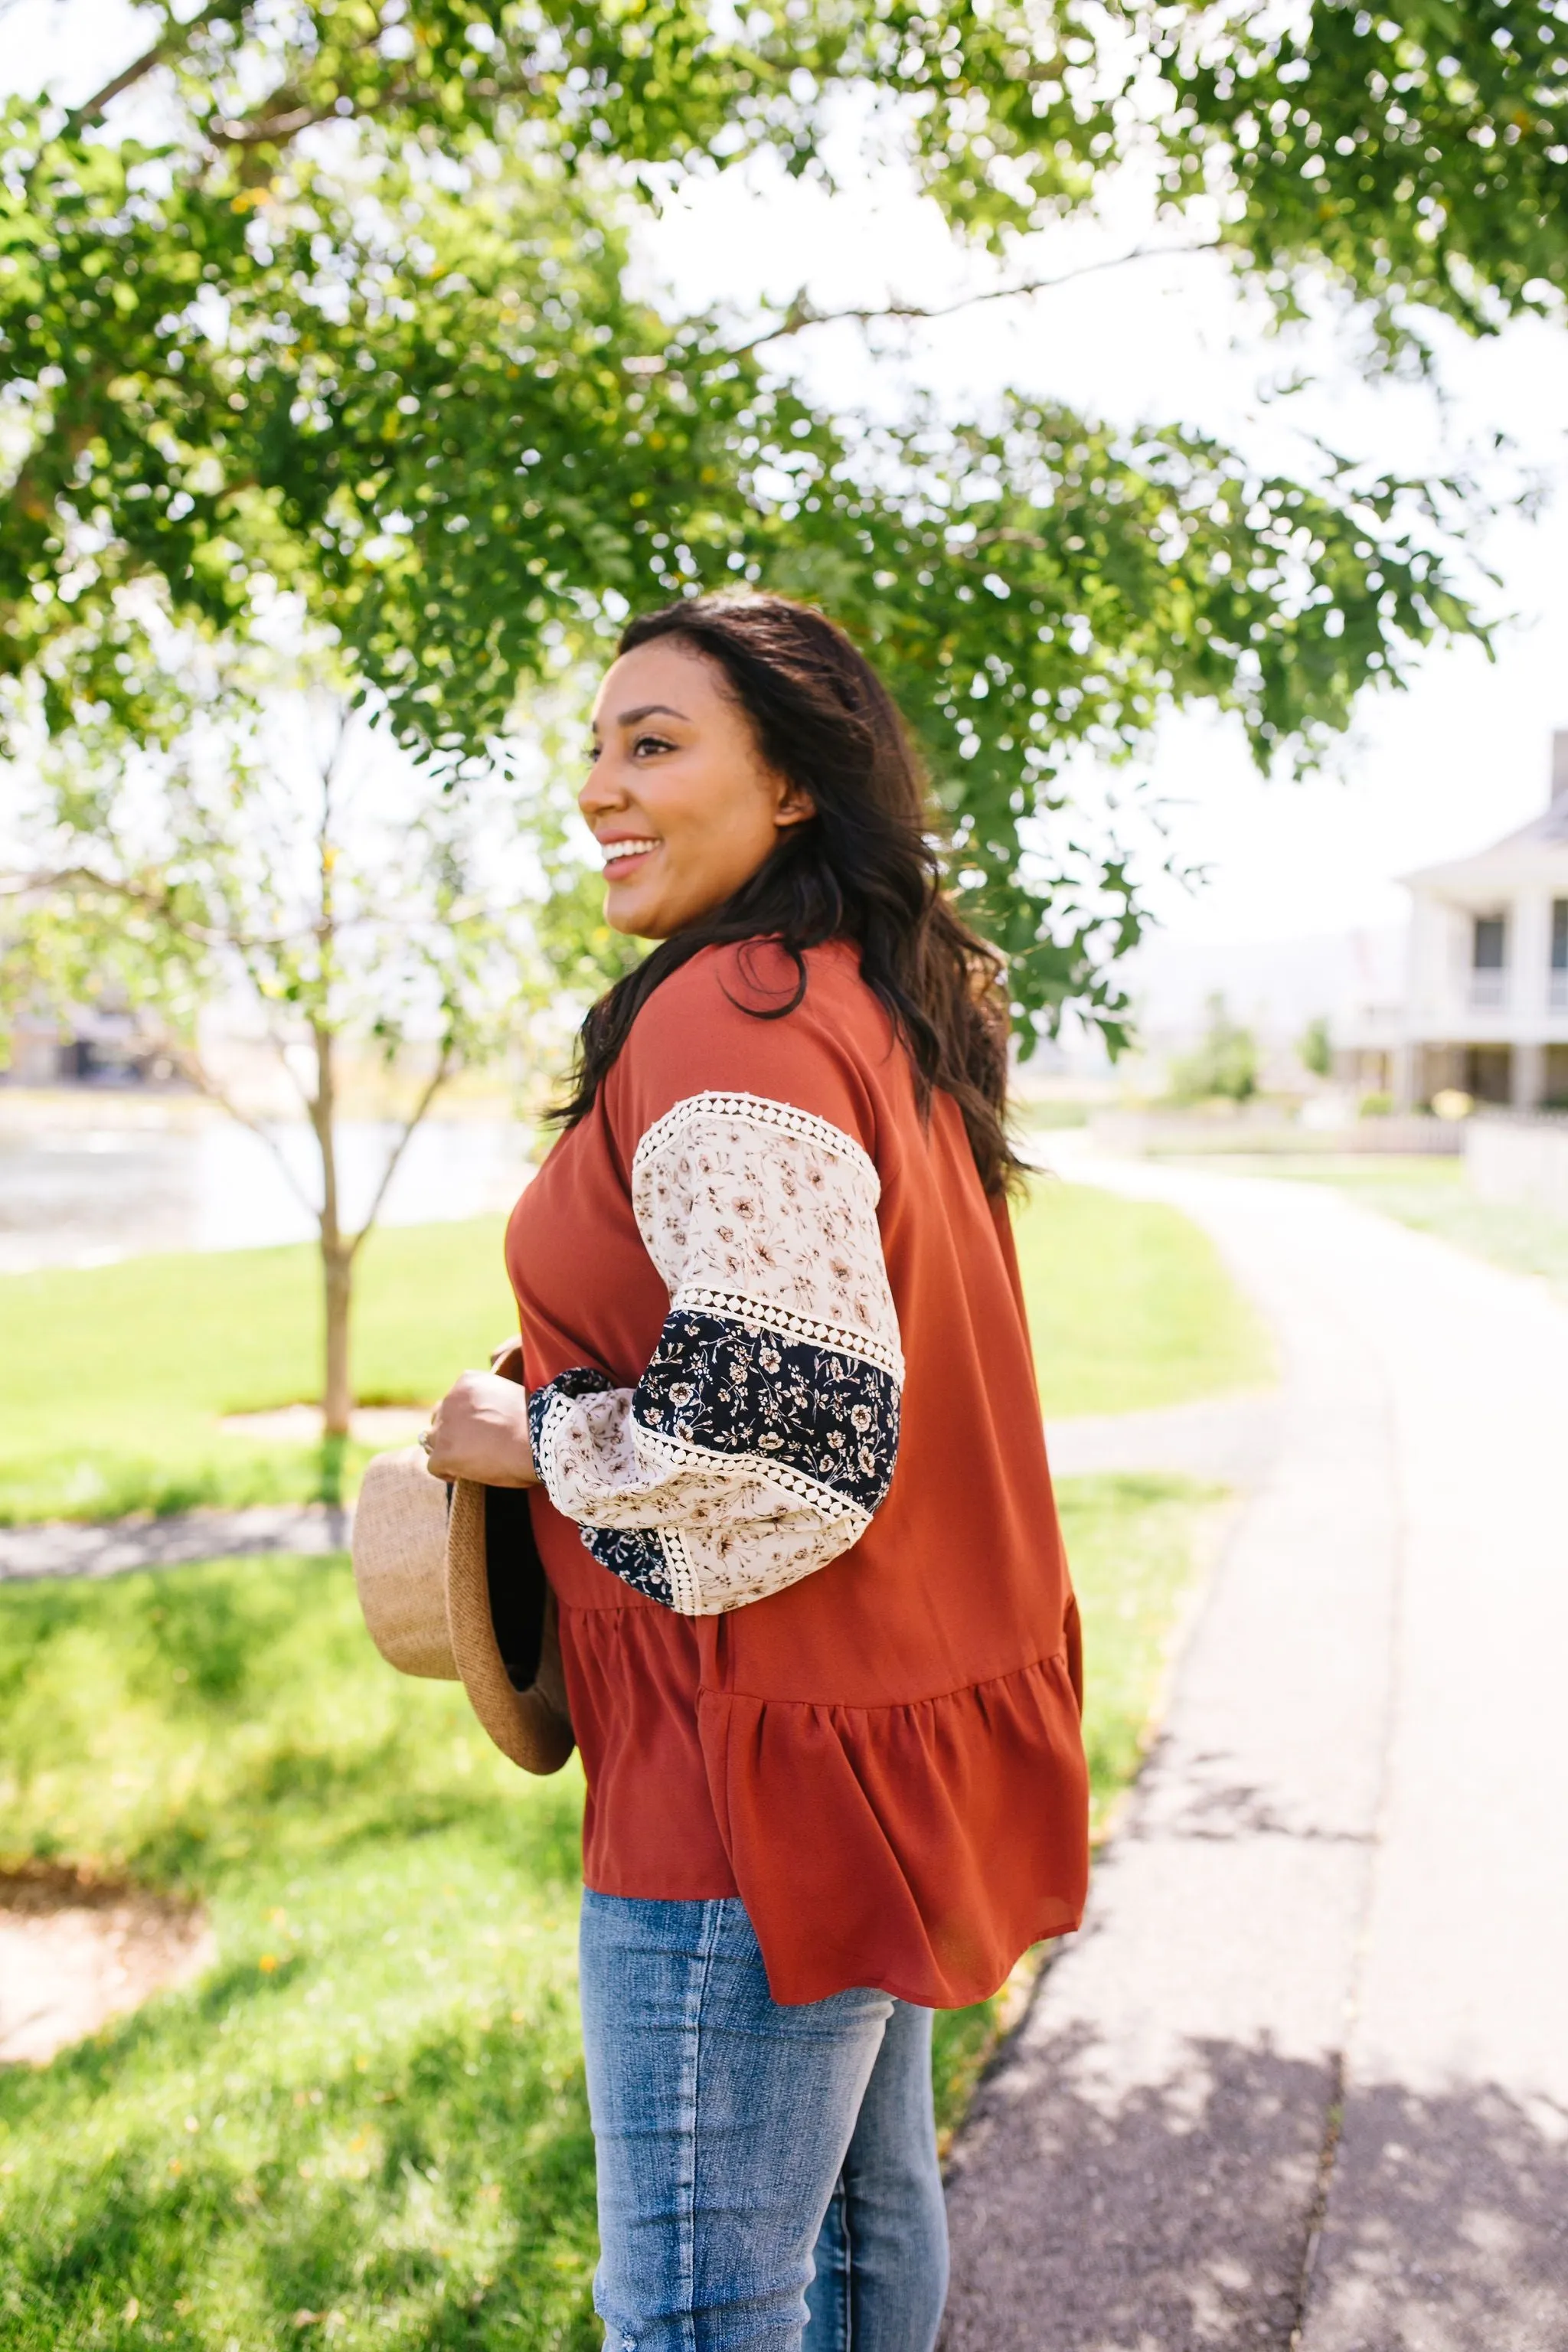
[1013,1178,1270,1418]
[1228,1155,1568,1305]
[0,1223,518,1526]
[0,1470,1217,2350]
[0,1184,1270,1524]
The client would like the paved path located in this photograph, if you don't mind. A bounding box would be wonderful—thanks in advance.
[0,1502,351,1583]
[0,1395,1276,1583]
[944,1156,1568,2352]
[1045,1389,1281,1488]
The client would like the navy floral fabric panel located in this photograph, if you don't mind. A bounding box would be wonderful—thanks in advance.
[576,1522,675,1606]
[635,1308,899,1516]
[528,1366,614,1433]
[527,1370,675,1603]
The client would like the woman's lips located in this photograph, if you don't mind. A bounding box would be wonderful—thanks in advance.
[601,837,660,876]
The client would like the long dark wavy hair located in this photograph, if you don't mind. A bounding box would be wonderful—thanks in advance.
[556,593,1021,1196]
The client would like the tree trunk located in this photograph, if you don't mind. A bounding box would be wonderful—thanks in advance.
[322,1239,353,1441]
[311,1020,354,1441]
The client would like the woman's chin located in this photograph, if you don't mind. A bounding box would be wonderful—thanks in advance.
[604,887,668,940]
[604,876,733,942]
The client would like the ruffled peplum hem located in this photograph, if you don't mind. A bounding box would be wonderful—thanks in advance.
[564,1601,740,1903]
[697,1648,1089,2008]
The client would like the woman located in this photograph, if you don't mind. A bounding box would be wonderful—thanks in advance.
[426,595,1089,2352]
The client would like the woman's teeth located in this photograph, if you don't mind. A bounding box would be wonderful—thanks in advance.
[602,838,659,871]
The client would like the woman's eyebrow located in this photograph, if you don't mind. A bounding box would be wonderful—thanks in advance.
[616,702,688,727]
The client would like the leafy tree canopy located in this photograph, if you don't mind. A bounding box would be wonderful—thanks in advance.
[6,0,1560,1037]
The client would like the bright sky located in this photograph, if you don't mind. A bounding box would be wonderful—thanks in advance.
[14,0,1568,950]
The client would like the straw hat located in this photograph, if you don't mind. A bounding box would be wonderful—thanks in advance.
[351,1449,573,1775]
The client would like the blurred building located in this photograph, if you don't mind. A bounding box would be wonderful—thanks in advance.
[1364,731,1568,1110]
[1125,927,1404,1099]
[1125,732,1568,1113]
[2,1005,179,1087]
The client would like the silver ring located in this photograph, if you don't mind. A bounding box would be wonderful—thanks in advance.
[418,1427,435,1456]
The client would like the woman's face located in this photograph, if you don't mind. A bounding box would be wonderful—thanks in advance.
[581,639,813,939]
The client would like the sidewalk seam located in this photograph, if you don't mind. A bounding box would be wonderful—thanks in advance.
[1282,1330,1411,2351]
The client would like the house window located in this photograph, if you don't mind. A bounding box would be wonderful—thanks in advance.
[1471,914,1508,1009]
[1553,901,1568,971]
[1464,1045,1513,1104]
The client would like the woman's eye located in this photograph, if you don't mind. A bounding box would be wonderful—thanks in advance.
[632,733,674,758]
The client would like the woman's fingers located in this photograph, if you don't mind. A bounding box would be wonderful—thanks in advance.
[422,1369,537,1487]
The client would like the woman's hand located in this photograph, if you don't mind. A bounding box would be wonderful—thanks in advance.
[423,1370,538,1488]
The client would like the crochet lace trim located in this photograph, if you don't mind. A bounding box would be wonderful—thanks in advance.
[632,1089,880,1203]
[675,1284,905,1384]
[632,1419,874,1538]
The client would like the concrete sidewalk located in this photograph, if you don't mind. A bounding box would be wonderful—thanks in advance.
[0,1502,351,1583]
[0,1393,1275,1583]
[1045,1388,1282,1488]
[943,1161,1568,2352]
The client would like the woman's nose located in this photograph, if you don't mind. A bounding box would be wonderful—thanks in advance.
[579,757,626,818]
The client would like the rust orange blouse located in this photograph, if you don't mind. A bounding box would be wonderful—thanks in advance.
[505,939,1087,2007]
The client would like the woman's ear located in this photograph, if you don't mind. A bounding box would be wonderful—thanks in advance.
[773,777,816,831]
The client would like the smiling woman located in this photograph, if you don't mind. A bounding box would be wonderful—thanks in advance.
[420,642,814,1494]
[586,644,816,939]
[417,593,1089,2352]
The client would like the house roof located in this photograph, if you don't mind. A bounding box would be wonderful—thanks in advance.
[1482,792,1568,852]
[1403,789,1568,896]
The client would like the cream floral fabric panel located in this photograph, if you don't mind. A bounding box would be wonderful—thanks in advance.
[527,1093,902,1615]
[631,1093,903,1381]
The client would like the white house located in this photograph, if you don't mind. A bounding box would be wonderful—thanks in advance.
[1377,732,1568,1112]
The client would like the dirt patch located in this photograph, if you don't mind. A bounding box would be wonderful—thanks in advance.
[0,1864,214,2066]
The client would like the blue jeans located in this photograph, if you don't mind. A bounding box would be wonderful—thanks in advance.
[578,1890,949,2352]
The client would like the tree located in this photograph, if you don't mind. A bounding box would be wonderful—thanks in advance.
[1298,1014,1334,1080]
[2,628,624,1442]
[1169,994,1261,1104]
[1150,1,1568,356]
[6,0,1544,1048]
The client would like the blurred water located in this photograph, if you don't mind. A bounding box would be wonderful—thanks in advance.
[0,1114,535,1273]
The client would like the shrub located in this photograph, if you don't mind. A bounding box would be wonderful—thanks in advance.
[1168,995,1259,1105]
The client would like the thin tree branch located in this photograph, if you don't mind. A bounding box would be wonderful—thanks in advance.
[253,1014,316,1117]
[64,45,174,131]
[5,863,296,956]
[727,242,1220,357]
[161,1035,322,1220]
[208,65,540,146]
[211,100,339,149]
[157,786,328,1121]
[62,1,231,135]
[9,857,321,1122]
[219,936,318,1119]
[972,526,1054,553]
[347,1041,457,1263]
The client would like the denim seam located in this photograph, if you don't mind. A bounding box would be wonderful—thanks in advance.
[841,2180,856,2352]
[831,2178,854,2352]
[676,1896,727,2352]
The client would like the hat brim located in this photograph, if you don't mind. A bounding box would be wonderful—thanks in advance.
[445,1480,575,1776]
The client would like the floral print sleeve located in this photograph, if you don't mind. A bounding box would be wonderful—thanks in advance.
[525,1092,903,1616]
